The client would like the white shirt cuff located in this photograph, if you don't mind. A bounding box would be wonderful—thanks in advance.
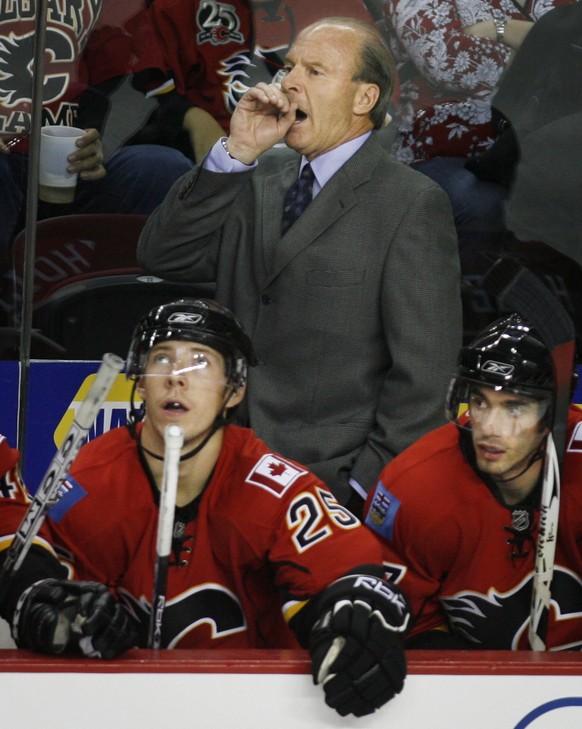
[349,477,367,500]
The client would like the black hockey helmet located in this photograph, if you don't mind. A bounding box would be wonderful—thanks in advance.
[126,298,256,391]
[446,313,559,424]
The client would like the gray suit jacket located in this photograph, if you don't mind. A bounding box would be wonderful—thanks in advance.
[138,133,462,502]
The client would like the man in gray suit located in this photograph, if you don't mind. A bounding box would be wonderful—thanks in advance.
[138,16,462,514]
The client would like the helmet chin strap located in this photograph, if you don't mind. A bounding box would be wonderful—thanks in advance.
[139,415,228,463]
[136,384,238,463]
[490,441,545,484]
[127,379,145,438]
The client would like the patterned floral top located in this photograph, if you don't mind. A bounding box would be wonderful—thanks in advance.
[385,0,571,162]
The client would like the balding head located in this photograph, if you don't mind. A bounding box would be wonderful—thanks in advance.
[295,17,395,129]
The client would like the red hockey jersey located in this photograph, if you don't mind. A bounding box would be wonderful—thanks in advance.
[364,406,582,650]
[0,435,60,564]
[45,423,382,649]
[149,0,253,132]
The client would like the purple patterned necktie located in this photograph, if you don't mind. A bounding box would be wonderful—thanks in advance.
[281,163,315,235]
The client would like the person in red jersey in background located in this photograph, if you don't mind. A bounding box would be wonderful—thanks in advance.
[364,313,582,650]
[0,298,410,719]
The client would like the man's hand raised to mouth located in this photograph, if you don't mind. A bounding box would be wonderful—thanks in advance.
[226,82,298,164]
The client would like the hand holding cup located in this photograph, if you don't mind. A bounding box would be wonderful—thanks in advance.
[39,126,106,203]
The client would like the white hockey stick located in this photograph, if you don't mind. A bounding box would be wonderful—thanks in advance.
[528,434,560,650]
[148,423,183,650]
[0,353,124,604]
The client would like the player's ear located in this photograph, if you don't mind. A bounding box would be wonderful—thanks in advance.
[225,382,246,411]
[136,376,146,400]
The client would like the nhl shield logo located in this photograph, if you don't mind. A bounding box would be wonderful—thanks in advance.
[511,509,530,532]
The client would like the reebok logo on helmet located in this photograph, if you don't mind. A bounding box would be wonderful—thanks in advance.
[167,313,204,325]
[482,361,515,376]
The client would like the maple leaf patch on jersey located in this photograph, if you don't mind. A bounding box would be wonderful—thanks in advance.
[245,454,307,497]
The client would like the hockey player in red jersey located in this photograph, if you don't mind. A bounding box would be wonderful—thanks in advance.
[0,298,410,718]
[364,313,582,650]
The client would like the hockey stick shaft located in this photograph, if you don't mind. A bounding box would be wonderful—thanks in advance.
[148,423,183,650]
[528,434,560,650]
[0,353,124,604]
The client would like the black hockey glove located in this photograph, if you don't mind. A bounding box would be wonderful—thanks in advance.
[12,579,137,659]
[309,574,410,718]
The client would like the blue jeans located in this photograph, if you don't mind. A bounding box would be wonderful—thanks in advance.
[412,156,508,275]
[0,143,193,258]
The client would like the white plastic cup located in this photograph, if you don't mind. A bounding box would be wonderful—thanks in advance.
[39,125,84,203]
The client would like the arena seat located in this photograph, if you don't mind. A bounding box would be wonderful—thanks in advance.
[11,213,149,315]
[33,274,215,359]
[10,214,215,360]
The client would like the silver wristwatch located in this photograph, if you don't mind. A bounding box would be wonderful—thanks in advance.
[492,11,507,43]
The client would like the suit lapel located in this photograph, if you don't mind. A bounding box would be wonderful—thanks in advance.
[256,158,297,286]
[261,135,380,287]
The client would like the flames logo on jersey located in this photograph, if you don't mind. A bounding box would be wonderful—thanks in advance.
[119,584,247,648]
[219,47,287,113]
[441,566,582,650]
[0,28,76,111]
[0,31,35,108]
[191,0,293,116]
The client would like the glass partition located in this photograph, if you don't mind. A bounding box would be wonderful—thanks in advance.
[1,1,580,441]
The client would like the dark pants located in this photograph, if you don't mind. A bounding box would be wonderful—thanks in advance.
[412,156,508,276]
